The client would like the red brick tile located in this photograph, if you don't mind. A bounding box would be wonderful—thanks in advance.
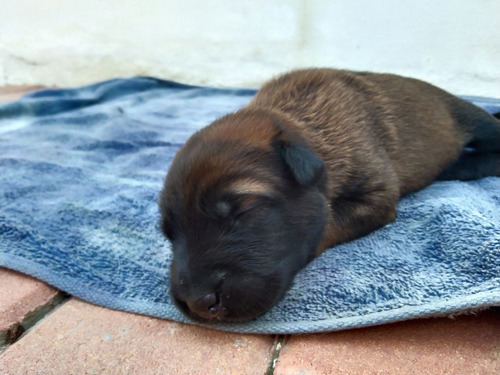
[0,268,63,345]
[274,310,500,375]
[0,86,45,103]
[0,298,276,374]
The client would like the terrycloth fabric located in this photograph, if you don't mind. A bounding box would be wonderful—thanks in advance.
[0,77,499,334]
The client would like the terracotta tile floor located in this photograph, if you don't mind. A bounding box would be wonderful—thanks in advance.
[1,87,499,374]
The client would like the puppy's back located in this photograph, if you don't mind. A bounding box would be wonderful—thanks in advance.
[248,68,488,195]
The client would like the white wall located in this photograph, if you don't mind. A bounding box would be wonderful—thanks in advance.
[0,0,499,97]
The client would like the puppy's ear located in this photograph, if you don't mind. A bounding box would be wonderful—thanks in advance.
[277,135,325,187]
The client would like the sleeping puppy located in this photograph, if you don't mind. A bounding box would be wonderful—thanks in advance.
[159,68,500,322]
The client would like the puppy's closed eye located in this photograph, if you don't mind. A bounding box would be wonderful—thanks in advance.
[214,195,264,221]
[214,201,232,217]
[211,178,276,220]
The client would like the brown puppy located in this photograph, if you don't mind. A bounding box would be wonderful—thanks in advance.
[159,68,500,322]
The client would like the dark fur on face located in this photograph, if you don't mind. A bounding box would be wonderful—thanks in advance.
[159,68,500,322]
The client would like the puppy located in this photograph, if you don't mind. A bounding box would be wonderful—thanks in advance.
[159,68,500,322]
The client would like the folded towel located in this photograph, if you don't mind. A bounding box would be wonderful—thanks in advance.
[1,77,499,334]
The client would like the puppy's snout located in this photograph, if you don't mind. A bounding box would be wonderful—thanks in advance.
[184,292,227,320]
[172,269,228,321]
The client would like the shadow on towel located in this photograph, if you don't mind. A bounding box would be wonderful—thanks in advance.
[0,77,499,334]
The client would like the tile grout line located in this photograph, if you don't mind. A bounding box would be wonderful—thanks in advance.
[0,291,70,351]
[265,335,285,375]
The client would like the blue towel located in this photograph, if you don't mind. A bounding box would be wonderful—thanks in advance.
[1,77,499,334]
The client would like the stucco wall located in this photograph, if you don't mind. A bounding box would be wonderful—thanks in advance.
[0,0,499,96]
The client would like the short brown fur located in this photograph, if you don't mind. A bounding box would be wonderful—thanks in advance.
[247,69,498,252]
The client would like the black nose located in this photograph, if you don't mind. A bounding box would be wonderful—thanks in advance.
[185,293,227,320]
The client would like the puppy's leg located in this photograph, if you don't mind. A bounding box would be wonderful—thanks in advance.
[464,117,500,154]
[317,175,400,254]
[437,152,500,180]
[438,99,500,180]
[450,97,500,153]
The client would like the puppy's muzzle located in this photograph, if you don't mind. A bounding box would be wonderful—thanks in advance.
[183,292,227,321]
[172,270,230,321]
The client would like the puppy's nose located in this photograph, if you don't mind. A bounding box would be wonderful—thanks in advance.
[185,293,227,320]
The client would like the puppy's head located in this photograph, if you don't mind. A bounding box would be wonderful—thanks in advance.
[159,109,328,322]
